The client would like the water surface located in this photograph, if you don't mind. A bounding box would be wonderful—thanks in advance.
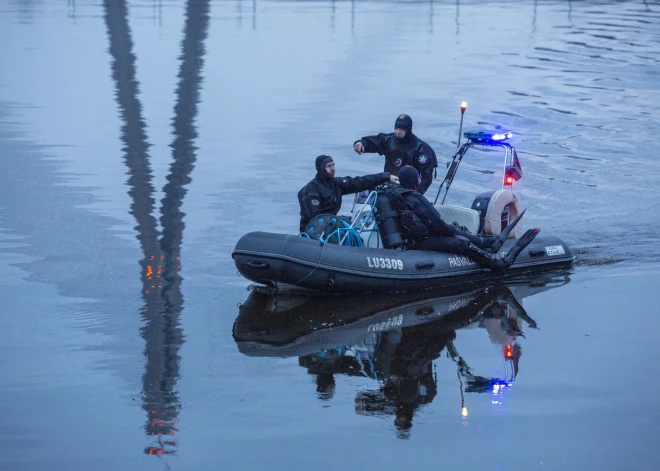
[1,1,659,469]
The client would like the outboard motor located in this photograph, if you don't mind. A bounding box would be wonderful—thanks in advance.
[375,192,404,249]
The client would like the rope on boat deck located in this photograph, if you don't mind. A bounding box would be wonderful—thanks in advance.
[292,191,379,286]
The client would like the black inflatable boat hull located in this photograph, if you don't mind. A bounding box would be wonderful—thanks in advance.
[232,231,575,293]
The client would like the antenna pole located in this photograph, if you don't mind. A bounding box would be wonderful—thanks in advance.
[457,101,467,149]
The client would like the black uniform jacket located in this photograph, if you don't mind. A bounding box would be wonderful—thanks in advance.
[298,172,391,232]
[385,186,457,241]
[357,133,437,195]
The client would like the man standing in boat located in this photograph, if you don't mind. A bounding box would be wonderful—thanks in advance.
[353,114,438,195]
[298,155,399,232]
[378,166,539,272]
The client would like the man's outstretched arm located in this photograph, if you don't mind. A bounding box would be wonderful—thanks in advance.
[353,133,389,155]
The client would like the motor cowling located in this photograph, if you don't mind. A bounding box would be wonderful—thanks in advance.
[471,191,495,234]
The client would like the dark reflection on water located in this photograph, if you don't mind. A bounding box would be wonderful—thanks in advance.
[103,0,210,456]
[234,271,570,438]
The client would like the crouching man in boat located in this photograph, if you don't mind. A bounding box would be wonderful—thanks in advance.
[377,166,539,272]
[353,114,438,195]
[298,155,399,232]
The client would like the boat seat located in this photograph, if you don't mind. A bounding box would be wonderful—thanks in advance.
[434,204,480,235]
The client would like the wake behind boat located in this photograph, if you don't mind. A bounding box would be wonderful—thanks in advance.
[233,106,575,293]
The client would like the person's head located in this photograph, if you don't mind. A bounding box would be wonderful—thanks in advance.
[394,114,413,139]
[398,165,420,190]
[315,154,335,180]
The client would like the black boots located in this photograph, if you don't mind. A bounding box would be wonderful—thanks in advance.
[466,228,541,272]
[465,243,509,271]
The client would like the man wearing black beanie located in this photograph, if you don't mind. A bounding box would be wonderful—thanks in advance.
[298,155,399,232]
[353,114,438,195]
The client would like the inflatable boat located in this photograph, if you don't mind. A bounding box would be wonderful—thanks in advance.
[233,229,572,293]
[233,123,575,293]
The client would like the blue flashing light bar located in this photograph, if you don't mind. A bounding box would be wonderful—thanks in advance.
[492,132,513,141]
[464,130,513,144]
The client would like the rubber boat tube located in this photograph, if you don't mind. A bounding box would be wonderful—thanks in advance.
[232,231,575,293]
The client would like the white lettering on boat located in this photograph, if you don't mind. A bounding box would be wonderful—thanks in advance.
[367,257,403,270]
[449,298,472,312]
[367,314,404,332]
[545,245,565,256]
[448,255,476,268]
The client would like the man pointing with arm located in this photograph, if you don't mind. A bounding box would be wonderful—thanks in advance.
[353,114,437,195]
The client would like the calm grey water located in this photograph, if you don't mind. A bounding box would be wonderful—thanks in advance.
[1,0,659,469]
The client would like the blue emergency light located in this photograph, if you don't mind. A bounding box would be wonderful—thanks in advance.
[463,130,513,144]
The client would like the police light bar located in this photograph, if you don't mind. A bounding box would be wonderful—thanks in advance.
[464,130,513,144]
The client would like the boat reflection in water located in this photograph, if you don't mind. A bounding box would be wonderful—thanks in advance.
[233,272,570,438]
